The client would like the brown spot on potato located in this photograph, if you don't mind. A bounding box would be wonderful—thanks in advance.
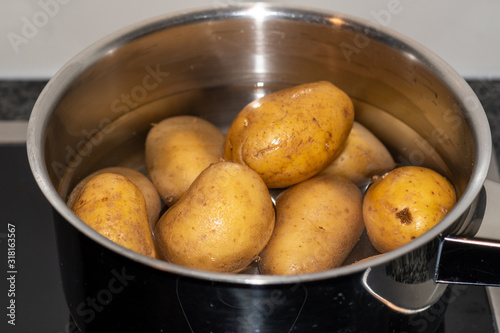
[395,207,412,225]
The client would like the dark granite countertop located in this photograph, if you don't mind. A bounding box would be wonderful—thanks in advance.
[1,79,499,163]
[0,81,47,121]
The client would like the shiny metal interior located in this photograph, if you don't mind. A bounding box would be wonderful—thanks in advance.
[27,3,491,284]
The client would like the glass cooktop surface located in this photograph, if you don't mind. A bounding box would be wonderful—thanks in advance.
[0,144,498,333]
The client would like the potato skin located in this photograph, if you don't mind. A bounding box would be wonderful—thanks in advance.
[363,166,457,253]
[319,121,396,186]
[67,166,161,231]
[224,81,354,188]
[145,115,225,206]
[259,175,364,275]
[154,161,275,273]
[71,173,157,258]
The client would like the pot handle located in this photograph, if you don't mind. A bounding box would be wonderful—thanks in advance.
[434,179,500,286]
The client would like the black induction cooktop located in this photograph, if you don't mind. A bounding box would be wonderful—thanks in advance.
[0,143,497,333]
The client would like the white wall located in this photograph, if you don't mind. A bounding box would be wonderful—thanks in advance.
[1,0,499,79]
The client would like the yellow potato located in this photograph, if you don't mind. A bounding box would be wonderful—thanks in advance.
[319,121,396,186]
[145,115,225,206]
[363,166,457,253]
[67,166,161,231]
[259,175,364,275]
[71,173,157,258]
[154,161,275,273]
[224,81,354,188]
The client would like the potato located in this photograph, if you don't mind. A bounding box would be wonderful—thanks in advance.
[363,166,457,253]
[67,166,161,231]
[71,173,157,258]
[318,121,396,186]
[258,175,364,275]
[155,161,275,273]
[145,115,225,206]
[224,81,354,188]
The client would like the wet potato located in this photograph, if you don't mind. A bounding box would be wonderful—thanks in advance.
[224,81,355,188]
[319,121,396,187]
[259,175,364,275]
[71,173,157,258]
[154,161,275,273]
[67,166,161,231]
[145,115,225,206]
[363,166,457,253]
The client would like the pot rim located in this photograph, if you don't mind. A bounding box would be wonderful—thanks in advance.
[26,2,492,285]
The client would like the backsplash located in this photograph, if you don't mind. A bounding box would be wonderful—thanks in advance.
[0,0,499,79]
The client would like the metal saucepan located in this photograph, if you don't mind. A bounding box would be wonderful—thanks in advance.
[27,3,500,332]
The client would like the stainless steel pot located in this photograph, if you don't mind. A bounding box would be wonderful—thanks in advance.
[27,3,499,332]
